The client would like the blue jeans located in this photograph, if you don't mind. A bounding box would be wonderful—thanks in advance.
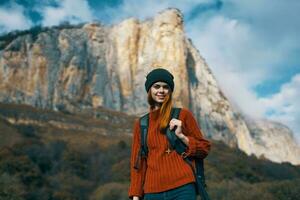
[144,183,196,200]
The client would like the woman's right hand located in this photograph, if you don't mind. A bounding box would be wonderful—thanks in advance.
[133,196,139,200]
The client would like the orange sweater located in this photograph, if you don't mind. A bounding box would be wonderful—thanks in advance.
[128,108,211,198]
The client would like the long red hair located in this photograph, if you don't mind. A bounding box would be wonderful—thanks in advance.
[147,91,173,133]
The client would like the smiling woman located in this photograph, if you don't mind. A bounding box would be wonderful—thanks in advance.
[128,68,211,200]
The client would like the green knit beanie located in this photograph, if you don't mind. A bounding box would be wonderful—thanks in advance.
[145,68,174,92]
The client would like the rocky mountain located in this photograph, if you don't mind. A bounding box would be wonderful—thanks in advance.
[0,8,299,165]
[245,118,300,164]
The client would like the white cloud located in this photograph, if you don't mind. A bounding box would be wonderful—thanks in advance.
[259,74,300,143]
[181,1,300,142]
[224,0,300,38]
[0,3,32,34]
[186,15,271,117]
[41,0,93,26]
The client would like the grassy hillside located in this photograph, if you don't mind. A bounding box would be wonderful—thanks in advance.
[0,103,299,200]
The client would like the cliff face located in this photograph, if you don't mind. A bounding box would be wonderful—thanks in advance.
[0,9,299,165]
[246,118,300,164]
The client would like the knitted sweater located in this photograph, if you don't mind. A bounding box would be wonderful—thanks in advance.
[128,108,211,198]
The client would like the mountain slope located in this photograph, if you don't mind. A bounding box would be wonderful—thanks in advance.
[0,103,299,200]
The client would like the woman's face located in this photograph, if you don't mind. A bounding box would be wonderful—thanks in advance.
[150,81,170,104]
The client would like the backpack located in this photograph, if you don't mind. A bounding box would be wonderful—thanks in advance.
[134,107,210,200]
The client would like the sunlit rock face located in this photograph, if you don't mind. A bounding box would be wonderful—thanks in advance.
[0,8,299,165]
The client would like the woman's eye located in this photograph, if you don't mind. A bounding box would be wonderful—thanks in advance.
[153,85,169,90]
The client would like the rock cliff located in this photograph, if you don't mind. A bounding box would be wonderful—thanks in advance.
[0,8,299,165]
[245,117,300,164]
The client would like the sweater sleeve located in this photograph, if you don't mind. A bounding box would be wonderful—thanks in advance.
[181,109,211,159]
[128,119,147,199]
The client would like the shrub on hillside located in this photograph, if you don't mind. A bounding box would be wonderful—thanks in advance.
[90,182,128,200]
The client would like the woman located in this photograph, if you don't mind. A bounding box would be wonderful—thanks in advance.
[128,68,211,200]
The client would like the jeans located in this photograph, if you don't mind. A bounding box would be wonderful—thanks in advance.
[144,183,196,200]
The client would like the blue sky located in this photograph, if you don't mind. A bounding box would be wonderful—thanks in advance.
[0,0,300,143]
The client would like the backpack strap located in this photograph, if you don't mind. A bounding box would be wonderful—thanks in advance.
[165,108,186,152]
[140,113,149,157]
[165,108,210,200]
[134,113,149,170]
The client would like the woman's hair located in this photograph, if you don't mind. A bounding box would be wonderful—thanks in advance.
[147,91,173,133]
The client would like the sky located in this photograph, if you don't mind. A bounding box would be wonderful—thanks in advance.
[0,0,300,143]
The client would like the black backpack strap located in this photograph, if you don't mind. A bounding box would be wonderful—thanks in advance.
[194,158,209,199]
[165,108,210,200]
[134,113,149,170]
[140,113,149,157]
[165,108,187,155]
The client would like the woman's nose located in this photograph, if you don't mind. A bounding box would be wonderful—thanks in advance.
[158,87,164,92]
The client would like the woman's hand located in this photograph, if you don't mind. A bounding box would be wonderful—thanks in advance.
[169,118,186,140]
[169,119,184,138]
[169,118,189,145]
[133,196,139,200]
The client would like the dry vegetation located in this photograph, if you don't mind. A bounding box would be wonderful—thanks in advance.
[0,103,299,200]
